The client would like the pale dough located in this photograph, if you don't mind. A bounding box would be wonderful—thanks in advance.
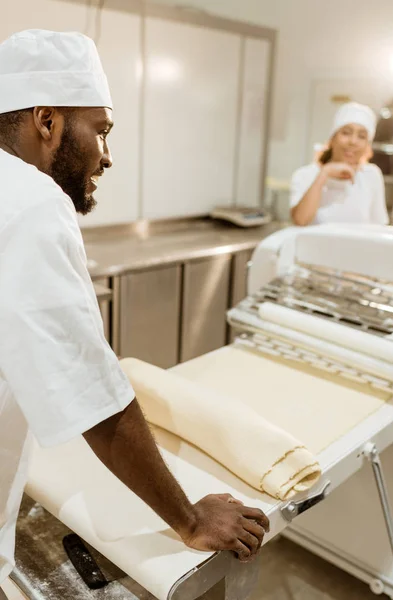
[120,358,321,500]
[171,346,390,455]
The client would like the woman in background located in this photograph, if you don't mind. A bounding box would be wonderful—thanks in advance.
[291,102,389,226]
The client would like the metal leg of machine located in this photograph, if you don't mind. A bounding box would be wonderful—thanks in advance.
[364,443,393,555]
[365,443,393,554]
[9,569,38,600]
[363,443,393,597]
[169,552,261,600]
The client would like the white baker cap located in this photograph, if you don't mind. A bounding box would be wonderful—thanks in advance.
[331,102,376,141]
[0,29,112,115]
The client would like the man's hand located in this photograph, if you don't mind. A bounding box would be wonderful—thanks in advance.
[180,494,270,562]
[84,401,269,563]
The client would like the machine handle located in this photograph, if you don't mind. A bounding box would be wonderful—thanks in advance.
[281,481,331,522]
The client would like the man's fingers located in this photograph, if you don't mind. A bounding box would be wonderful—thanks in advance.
[238,530,260,555]
[241,507,270,532]
[233,540,252,562]
[241,518,265,544]
[228,498,244,505]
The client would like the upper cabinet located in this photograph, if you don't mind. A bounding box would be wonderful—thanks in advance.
[142,18,241,219]
[236,37,272,208]
[79,5,276,227]
[81,11,143,227]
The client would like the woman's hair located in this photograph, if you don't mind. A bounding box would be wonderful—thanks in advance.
[316,141,373,166]
[319,147,333,165]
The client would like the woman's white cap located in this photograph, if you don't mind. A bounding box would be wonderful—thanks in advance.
[0,29,113,115]
[331,102,376,141]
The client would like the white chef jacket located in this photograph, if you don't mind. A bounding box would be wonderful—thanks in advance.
[0,149,135,584]
[290,162,389,225]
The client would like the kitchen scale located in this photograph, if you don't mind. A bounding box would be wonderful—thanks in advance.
[210,206,272,228]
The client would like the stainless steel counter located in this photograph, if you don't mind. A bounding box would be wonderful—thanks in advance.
[85,218,290,364]
[93,283,113,302]
[83,219,289,280]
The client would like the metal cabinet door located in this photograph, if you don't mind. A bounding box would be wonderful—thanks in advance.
[117,265,182,368]
[228,249,254,343]
[230,249,254,307]
[180,254,231,362]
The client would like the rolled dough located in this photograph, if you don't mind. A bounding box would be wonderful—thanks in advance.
[258,302,393,364]
[120,358,321,500]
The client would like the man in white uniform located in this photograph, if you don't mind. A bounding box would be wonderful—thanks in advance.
[0,30,268,597]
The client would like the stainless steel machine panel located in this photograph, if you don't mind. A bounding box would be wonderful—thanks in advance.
[180,255,231,362]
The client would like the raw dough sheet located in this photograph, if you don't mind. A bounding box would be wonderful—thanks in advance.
[171,345,390,455]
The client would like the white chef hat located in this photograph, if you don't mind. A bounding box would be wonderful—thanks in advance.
[0,29,112,115]
[331,102,376,141]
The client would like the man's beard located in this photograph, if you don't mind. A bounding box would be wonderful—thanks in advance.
[48,121,97,215]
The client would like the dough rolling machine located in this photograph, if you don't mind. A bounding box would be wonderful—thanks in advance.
[11,224,393,600]
[231,223,393,597]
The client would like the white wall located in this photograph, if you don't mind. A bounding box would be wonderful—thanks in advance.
[0,0,142,227]
[3,0,393,222]
[153,0,393,181]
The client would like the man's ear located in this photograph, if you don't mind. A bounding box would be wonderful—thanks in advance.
[32,107,60,142]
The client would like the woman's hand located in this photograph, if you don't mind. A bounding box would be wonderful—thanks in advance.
[322,162,355,183]
[291,162,355,226]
